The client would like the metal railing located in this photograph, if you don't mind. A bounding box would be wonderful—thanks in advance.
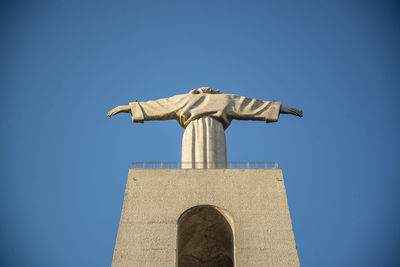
[131,161,279,169]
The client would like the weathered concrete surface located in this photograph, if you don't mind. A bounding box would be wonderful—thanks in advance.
[112,169,299,267]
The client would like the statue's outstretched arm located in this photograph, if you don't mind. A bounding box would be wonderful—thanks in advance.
[280,105,303,117]
[108,105,131,117]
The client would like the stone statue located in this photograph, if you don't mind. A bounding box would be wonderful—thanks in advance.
[108,87,302,168]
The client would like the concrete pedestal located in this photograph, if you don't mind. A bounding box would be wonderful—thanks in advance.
[112,169,299,267]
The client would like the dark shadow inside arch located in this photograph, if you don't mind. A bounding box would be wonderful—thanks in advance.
[177,205,234,267]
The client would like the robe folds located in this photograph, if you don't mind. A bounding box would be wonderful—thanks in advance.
[129,93,281,168]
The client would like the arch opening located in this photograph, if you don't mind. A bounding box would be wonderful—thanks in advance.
[177,205,234,267]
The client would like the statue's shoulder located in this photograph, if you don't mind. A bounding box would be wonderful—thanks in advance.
[217,93,241,99]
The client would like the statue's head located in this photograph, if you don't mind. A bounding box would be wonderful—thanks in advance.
[189,87,221,94]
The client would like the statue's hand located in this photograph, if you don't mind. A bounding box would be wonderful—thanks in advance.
[280,105,303,117]
[107,107,120,117]
[108,105,131,117]
[288,107,303,117]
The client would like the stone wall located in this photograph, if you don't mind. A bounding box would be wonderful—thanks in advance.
[112,169,299,267]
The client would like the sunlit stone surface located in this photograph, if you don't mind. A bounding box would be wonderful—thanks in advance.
[112,169,299,267]
[128,89,281,168]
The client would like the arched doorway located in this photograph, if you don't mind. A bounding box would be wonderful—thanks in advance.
[177,205,234,267]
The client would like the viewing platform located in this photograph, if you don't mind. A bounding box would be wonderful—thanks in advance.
[131,161,279,169]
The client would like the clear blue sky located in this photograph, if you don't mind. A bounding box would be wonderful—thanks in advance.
[1,1,399,266]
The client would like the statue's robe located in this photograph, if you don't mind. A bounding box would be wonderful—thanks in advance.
[129,93,281,168]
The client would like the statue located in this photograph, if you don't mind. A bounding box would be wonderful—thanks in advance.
[108,87,302,168]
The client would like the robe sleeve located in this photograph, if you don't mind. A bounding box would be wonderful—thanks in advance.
[129,94,185,123]
[229,96,281,123]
